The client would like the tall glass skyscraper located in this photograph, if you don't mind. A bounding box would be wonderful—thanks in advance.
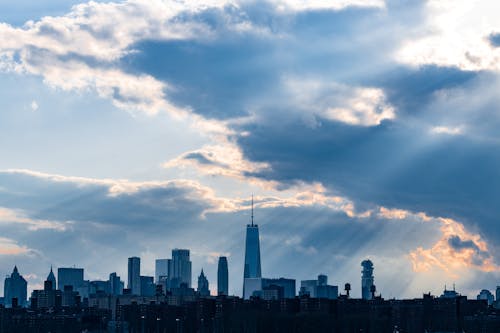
[57,267,84,292]
[217,256,228,296]
[361,260,374,300]
[128,257,141,295]
[170,249,192,288]
[243,197,262,299]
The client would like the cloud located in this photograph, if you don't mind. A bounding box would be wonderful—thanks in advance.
[408,217,497,276]
[0,168,498,297]
[489,32,500,47]
[30,100,38,111]
[284,78,395,126]
[269,0,385,12]
[0,237,31,255]
[430,126,464,136]
[0,207,69,231]
[396,0,500,71]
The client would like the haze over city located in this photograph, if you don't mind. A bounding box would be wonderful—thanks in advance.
[1,0,500,302]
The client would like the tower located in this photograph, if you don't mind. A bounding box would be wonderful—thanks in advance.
[4,266,27,307]
[46,266,56,290]
[243,196,262,299]
[169,249,192,288]
[361,260,374,300]
[128,257,141,295]
[217,256,229,296]
[197,269,210,297]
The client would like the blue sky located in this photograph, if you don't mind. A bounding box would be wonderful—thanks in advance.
[0,0,499,298]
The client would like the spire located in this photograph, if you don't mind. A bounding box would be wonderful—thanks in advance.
[13,265,18,274]
[251,194,254,226]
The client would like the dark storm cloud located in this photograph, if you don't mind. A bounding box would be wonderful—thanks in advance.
[119,1,500,261]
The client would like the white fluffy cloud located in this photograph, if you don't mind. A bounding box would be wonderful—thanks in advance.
[285,77,395,126]
[396,0,500,71]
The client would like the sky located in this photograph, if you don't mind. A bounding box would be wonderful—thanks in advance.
[0,0,500,299]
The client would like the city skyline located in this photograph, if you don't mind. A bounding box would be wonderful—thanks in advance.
[1,0,500,303]
[1,217,498,302]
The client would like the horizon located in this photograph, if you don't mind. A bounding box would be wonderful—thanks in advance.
[1,0,499,302]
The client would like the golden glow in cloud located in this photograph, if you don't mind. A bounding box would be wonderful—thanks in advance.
[0,237,31,255]
[378,207,499,277]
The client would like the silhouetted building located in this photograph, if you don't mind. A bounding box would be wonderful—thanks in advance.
[46,266,56,290]
[109,272,123,296]
[127,257,140,295]
[169,249,192,288]
[243,196,262,299]
[30,270,62,309]
[90,280,109,295]
[262,278,296,299]
[477,289,494,305]
[361,260,374,300]
[299,275,337,299]
[58,267,84,293]
[496,286,500,301]
[155,258,169,284]
[4,266,27,307]
[217,256,228,296]
[140,275,155,296]
[440,285,460,298]
[197,269,210,297]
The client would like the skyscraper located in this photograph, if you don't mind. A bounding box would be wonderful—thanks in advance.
[140,276,155,297]
[197,269,210,297]
[4,266,27,307]
[46,266,56,290]
[169,249,192,288]
[109,272,123,296]
[155,259,170,284]
[128,257,141,295]
[217,256,228,296]
[243,196,262,299]
[361,260,374,300]
[58,267,84,292]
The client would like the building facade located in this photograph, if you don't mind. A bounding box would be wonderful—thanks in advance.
[127,257,141,295]
[217,256,228,296]
[243,198,262,299]
[4,266,27,307]
[197,269,210,297]
[169,249,192,288]
[57,267,84,293]
[361,260,374,300]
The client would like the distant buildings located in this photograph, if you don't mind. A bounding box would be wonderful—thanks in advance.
[58,267,84,294]
[109,272,124,296]
[477,289,494,305]
[217,256,228,296]
[299,274,337,299]
[46,267,56,290]
[4,266,27,307]
[155,258,169,284]
[127,257,141,295]
[170,249,192,288]
[197,269,210,297]
[31,268,62,309]
[361,260,374,300]
[243,197,262,299]
[262,277,296,299]
[140,275,155,297]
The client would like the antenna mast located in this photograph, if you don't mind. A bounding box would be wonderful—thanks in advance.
[251,194,254,226]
